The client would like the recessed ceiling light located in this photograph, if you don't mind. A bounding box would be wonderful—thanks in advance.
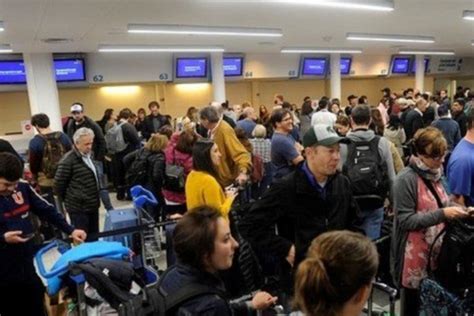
[0,44,12,53]
[281,47,362,53]
[128,24,283,37]
[398,49,455,56]
[0,21,4,32]
[214,0,394,11]
[462,10,474,20]
[98,45,225,53]
[347,32,434,43]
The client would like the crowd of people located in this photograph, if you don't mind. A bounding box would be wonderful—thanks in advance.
[0,85,473,315]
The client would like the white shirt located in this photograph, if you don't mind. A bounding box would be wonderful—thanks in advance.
[311,109,337,126]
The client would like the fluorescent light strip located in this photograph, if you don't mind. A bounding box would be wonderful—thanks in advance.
[214,0,394,11]
[463,10,474,20]
[98,45,224,53]
[0,44,12,53]
[281,47,362,54]
[128,24,282,37]
[0,21,4,32]
[347,32,434,43]
[399,50,455,56]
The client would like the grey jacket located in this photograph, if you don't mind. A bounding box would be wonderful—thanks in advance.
[340,128,396,203]
[390,167,447,287]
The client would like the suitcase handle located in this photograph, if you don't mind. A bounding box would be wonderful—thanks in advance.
[130,185,158,208]
[34,240,70,278]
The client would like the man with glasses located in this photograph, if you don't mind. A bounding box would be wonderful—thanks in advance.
[447,109,474,207]
[0,152,86,316]
[66,103,113,210]
[270,109,304,180]
[241,124,358,271]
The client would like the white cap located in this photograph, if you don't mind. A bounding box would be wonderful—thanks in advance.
[70,103,83,112]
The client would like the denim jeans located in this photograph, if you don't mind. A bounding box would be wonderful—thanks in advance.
[96,161,114,210]
[357,207,384,240]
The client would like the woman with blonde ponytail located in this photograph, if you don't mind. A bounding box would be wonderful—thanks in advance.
[293,230,378,316]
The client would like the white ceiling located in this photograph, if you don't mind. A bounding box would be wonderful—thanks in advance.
[0,0,473,56]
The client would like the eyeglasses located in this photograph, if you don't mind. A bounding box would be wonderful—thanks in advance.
[71,111,82,115]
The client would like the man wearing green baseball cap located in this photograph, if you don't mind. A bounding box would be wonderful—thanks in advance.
[241,124,359,271]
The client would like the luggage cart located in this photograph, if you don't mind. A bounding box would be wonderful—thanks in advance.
[35,186,172,316]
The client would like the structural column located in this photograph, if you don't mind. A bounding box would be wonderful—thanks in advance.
[23,53,62,131]
[211,52,226,103]
[330,53,341,100]
[415,54,425,92]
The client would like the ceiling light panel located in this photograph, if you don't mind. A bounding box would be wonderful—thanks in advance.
[398,49,455,55]
[212,0,394,11]
[98,45,225,53]
[462,10,474,20]
[128,24,283,37]
[347,32,435,43]
[281,47,362,53]
[0,21,4,31]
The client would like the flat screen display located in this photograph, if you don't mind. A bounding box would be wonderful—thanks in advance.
[0,60,27,84]
[411,58,429,73]
[391,57,411,74]
[223,57,243,77]
[176,57,208,78]
[340,57,352,75]
[301,58,327,76]
[54,59,86,82]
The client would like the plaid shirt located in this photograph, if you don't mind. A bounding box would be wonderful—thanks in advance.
[249,138,271,163]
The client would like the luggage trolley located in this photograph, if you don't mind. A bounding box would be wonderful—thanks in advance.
[34,186,171,316]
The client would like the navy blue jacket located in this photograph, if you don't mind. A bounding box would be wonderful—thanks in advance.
[0,181,74,284]
[159,263,250,315]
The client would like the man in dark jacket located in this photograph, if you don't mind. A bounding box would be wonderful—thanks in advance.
[54,127,101,237]
[67,103,106,162]
[452,98,468,137]
[142,101,171,140]
[0,152,86,316]
[404,98,428,141]
[67,103,113,210]
[113,108,141,200]
[240,124,358,269]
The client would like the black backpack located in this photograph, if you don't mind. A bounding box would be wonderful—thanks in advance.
[343,136,389,206]
[125,150,151,187]
[40,132,67,179]
[163,149,185,193]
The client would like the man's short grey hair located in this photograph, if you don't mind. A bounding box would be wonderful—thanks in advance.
[73,127,95,144]
[210,101,224,115]
[199,106,220,123]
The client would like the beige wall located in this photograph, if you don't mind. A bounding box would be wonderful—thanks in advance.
[0,76,435,135]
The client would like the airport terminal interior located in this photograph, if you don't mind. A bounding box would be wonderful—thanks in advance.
[0,0,473,315]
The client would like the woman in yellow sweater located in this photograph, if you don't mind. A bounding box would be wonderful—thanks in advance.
[185,139,238,218]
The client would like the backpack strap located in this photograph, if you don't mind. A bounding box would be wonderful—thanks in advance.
[156,266,228,314]
[408,164,446,275]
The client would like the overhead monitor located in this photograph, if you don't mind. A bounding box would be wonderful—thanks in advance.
[411,58,430,73]
[340,57,352,75]
[301,57,327,76]
[0,60,26,84]
[54,58,86,82]
[175,57,208,79]
[391,56,411,74]
[223,57,244,77]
